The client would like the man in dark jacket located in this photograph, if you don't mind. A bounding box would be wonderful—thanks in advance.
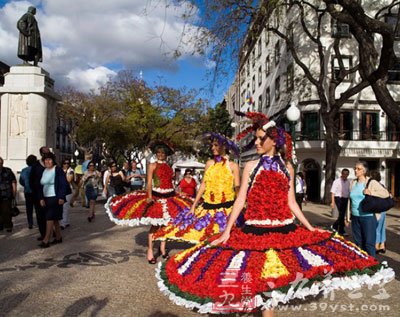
[0,157,17,232]
[30,146,49,239]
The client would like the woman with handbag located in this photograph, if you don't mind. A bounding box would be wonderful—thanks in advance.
[367,170,389,254]
[346,161,389,256]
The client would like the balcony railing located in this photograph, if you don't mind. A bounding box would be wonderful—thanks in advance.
[297,130,400,141]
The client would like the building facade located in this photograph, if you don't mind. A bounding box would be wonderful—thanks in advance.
[225,1,400,202]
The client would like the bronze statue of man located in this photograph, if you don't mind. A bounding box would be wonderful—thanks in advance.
[17,6,42,66]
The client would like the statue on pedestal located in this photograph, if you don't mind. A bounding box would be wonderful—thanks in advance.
[17,6,42,66]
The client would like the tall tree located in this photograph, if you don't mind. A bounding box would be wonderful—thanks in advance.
[58,71,208,164]
[157,0,400,201]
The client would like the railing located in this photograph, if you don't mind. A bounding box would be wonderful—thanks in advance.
[296,130,400,142]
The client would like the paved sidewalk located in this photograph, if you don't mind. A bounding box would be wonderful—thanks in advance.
[0,201,399,317]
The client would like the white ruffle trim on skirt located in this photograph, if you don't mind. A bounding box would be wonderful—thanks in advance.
[156,262,395,314]
[104,196,171,227]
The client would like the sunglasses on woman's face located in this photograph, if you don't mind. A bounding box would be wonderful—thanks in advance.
[63,162,70,165]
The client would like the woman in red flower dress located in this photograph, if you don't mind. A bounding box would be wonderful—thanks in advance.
[105,141,192,264]
[156,113,394,315]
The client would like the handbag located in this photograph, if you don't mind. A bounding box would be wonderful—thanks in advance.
[360,180,395,214]
[11,199,20,217]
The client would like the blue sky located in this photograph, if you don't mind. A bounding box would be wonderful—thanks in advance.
[0,0,233,106]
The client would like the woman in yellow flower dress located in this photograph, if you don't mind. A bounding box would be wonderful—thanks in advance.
[154,133,240,243]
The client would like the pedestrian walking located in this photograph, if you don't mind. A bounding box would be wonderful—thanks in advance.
[82,161,102,222]
[330,168,350,235]
[295,172,306,210]
[29,146,50,240]
[0,157,17,232]
[19,154,37,229]
[61,159,74,229]
[38,152,69,248]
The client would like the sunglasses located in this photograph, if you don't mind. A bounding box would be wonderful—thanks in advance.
[63,162,70,165]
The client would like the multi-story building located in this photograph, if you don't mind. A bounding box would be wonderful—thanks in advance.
[225,2,400,202]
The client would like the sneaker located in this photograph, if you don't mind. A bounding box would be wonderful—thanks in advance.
[6,228,12,233]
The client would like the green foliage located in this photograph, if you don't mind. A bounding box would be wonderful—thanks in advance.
[58,70,209,163]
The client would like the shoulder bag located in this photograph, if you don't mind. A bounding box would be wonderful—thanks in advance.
[360,179,395,213]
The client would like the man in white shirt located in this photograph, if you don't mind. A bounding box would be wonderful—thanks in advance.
[330,168,350,235]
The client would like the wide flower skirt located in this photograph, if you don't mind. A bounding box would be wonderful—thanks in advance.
[105,190,192,226]
[154,200,234,243]
[156,225,394,314]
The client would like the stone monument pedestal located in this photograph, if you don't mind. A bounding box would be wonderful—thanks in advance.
[0,65,59,180]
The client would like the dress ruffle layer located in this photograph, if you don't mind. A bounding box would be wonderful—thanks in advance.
[104,191,192,227]
[156,232,394,313]
[154,201,234,243]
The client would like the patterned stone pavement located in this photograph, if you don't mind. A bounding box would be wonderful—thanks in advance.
[0,200,399,317]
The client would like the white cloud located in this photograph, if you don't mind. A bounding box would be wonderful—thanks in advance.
[0,0,206,92]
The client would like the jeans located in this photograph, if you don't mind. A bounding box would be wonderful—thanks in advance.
[351,215,377,257]
[332,197,348,234]
[376,212,386,244]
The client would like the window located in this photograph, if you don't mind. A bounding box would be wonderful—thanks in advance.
[252,75,256,93]
[258,95,263,112]
[258,66,262,86]
[240,68,245,86]
[331,18,350,38]
[287,24,294,52]
[246,60,250,76]
[387,118,400,141]
[265,55,270,76]
[247,83,250,97]
[258,39,262,57]
[385,14,400,39]
[339,112,353,140]
[332,55,352,81]
[274,41,280,65]
[286,64,294,91]
[275,76,280,100]
[252,51,255,69]
[388,56,400,82]
[265,88,270,109]
[302,112,320,140]
[361,112,379,140]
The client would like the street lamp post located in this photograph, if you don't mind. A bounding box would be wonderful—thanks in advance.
[286,101,301,149]
[74,149,79,165]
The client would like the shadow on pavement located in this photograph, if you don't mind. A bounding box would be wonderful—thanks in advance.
[63,295,108,317]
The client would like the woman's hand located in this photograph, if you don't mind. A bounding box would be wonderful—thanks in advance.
[58,199,65,205]
[146,197,153,203]
[211,231,230,246]
[189,204,196,214]
[310,227,327,233]
[40,199,45,207]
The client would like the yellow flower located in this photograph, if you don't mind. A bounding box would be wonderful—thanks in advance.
[261,249,289,279]
[203,161,235,203]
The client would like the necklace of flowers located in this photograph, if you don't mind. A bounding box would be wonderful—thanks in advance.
[247,154,289,194]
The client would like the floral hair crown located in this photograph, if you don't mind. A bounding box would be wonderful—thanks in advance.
[203,132,240,157]
[233,111,294,161]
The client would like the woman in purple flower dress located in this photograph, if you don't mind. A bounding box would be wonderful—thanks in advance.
[154,133,240,243]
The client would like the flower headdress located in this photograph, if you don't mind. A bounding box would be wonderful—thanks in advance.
[202,132,240,157]
[234,111,294,161]
[149,140,175,156]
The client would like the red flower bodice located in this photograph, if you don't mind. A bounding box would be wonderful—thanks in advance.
[153,162,174,190]
[244,155,294,226]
